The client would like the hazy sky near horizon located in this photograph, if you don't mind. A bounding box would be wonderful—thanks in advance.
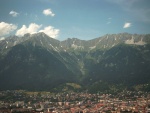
[0,0,150,40]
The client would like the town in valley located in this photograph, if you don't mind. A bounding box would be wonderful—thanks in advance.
[0,90,150,113]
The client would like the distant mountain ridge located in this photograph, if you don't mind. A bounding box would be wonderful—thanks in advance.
[0,33,150,92]
[1,33,150,52]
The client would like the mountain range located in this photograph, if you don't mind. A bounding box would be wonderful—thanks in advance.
[0,33,150,93]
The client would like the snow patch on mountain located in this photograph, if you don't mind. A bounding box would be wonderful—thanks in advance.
[49,43,59,52]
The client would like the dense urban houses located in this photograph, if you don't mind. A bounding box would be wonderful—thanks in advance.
[0,90,150,113]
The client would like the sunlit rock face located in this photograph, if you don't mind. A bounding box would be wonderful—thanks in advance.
[125,36,146,45]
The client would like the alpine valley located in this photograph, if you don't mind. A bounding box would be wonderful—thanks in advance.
[0,33,150,93]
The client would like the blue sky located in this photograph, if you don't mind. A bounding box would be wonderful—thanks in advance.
[0,0,150,40]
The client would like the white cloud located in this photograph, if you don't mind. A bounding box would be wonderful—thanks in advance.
[16,23,59,38]
[0,22,17,36]
[39,26,59,38]
[123,22,131,28]
[9,10,19,17]
[16,23,42,36]
[43,9,55,16]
